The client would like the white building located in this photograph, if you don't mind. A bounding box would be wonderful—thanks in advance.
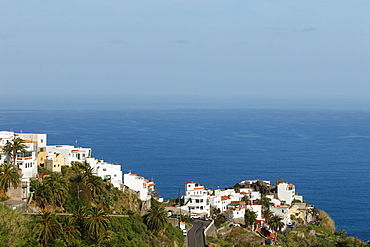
[270,204,291,230]
[266,194,281,206]
[46,145,91,166]
[210,195,230,212]
[226,201,246,222]
[247,204,262,221]
[210,188,242,212]
[0,131,38,178]
[183,182,210,216]
[123,172,155,201]
[240,180,271,186]
[15,142,37,178]
[87,158,123,189]
[0,131,15,164]
[277,183,303,205]
[17,133,47,167]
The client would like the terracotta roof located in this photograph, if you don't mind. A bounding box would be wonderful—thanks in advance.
[230,201,246,204]
[271,205,289,208]
[266,233,275,238]
[221,196,229,201]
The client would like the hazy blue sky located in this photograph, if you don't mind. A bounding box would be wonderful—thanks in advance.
[1,1,370,109]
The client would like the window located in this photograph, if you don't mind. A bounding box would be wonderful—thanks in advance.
[103,168,106,171]
[40,148,44,152]
[41,139,43,143]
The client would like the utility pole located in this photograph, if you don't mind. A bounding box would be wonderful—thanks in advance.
[77,185,82,199]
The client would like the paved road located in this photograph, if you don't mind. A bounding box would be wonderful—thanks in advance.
[187,220,210,247]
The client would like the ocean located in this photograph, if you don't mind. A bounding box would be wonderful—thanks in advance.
[0,108,369,241]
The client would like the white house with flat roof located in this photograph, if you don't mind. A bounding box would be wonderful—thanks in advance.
[183,182,210,216]
[240,180,271,186]
[266,194,281,206]
[247,204,262,221]
[46,145,91,166]
[226,201,246,222]
[123,172,155,201]
[0,131,15,164]
[15,141,37,178]
[87,158,122,189]
[277,183,303,205]
[17,133,47,167]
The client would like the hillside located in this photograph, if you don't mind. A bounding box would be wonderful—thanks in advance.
[0,163,184,247]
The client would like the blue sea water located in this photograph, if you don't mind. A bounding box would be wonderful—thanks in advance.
[0,108,369,241]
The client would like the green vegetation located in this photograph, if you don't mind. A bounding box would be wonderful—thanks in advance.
[207,227,266,247]
[244,209,257,230]
[0,204,35,247]
[143,199,169,233]
[266,215,285,233]
[0,161,184,246]
[0,163,21,197]
[2,137,28,166]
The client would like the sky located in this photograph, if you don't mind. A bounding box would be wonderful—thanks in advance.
[1,0,370,109]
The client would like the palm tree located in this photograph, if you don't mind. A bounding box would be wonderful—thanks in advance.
[0,163,21,197]
[2,137,28,167]
[86,175,105,198]
[71,161,90,174]
[31,180,52,210]
[73,205,89,234]
[244,209,257,230]
[59,216,82,245]
[84,206,110,237]
[262,209,273,221]
[35,212,63,245]
[44,173,69,208]
[267,215,285,233]
[255,195,273,210]
[241,195,251,205]
[143,199,168,232]
[89,231,113,247]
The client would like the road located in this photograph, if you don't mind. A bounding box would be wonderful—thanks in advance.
[187,220,210,247]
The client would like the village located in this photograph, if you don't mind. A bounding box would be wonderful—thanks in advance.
[0,130,326,246]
